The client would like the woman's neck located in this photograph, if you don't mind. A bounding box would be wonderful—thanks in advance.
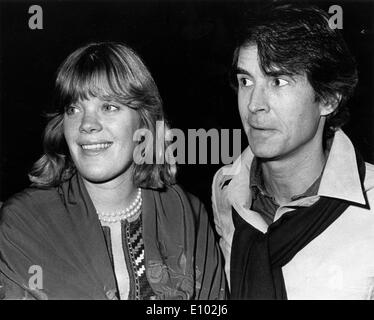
[82,172,138,213]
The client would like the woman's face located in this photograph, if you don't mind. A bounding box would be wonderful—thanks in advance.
[63,96,141,184]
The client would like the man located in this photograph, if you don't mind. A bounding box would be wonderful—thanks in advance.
[212,4,374,299]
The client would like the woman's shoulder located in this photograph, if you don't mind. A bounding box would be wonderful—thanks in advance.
[160,183,203,209]
[143,183,206,223]
[0,186,61,221]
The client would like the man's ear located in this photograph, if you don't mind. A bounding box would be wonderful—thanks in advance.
[320,93,342,116]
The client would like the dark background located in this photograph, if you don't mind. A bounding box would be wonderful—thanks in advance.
[1,0,373,212]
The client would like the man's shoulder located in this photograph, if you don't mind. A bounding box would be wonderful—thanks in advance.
[145,184,206,220]
[213,165,232,191]
[364,161,374,197]
[212,165,235,207]
[164,183,202,208]
[211,164,240,230]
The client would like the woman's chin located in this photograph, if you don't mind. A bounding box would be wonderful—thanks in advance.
[78,169,115,184]
[77,164,133,185]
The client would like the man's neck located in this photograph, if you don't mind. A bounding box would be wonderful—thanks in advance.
[261,140,326,206]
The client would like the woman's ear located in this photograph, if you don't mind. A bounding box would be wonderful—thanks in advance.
[320,93,342,116]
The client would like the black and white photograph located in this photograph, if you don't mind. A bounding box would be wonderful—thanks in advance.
[0,0,373,304]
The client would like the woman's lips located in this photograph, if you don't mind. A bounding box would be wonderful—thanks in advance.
[81,142,113,150]
[79,142,113,154]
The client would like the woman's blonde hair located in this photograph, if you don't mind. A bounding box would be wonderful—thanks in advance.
[29,42,176,189]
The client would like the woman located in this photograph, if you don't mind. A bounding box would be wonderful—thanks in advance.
[0,42,226,300]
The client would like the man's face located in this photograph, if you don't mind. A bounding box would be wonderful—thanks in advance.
[236,45,329,161]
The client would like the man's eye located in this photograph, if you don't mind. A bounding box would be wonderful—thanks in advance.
[102,103,119,112]
[272,78,289,87]
[238,77,253,87]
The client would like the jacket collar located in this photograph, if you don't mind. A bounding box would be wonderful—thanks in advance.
[318,130,366,205]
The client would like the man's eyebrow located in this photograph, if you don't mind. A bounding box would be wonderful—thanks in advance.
[265,70,295,78]
[235,67,253,77]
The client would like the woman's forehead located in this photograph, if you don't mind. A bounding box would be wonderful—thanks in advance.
[67,77,122,102]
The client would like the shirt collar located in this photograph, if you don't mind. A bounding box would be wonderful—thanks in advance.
[227,129,366,209]
[249,157,267,199]
[225,147,269,232]
[249,156,322,202]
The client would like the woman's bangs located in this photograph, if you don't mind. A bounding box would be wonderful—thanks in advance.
[61,59,130,107]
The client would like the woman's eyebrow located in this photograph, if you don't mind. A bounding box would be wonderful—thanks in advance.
[65,101,78,108]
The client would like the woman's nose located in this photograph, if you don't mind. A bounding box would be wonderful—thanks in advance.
[79,112,103,134]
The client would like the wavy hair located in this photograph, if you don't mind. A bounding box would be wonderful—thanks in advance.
[29,42,176,189]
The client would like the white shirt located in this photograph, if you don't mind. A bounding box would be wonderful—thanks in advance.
[212,130,374,299]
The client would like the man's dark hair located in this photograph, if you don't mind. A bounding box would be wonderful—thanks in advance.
[231,3,358,139]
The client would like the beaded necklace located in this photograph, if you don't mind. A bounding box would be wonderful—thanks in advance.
[96,188,142,223]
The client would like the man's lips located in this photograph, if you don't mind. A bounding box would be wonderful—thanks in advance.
[249,124,273,131]
[248,125,276,137]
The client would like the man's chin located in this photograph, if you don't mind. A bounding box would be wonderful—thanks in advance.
[249,144,282,160]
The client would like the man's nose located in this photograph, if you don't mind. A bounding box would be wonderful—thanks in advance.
[247,85,269,113]
[79,111,103,134]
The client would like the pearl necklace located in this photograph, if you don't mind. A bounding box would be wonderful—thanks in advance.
[97,188,142,223]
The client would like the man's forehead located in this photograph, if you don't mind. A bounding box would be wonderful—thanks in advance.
[237,45,260,73]
[236,44,283,77]
[236,44,306,81]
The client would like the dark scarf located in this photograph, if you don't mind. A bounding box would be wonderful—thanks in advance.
[230,151,367,300]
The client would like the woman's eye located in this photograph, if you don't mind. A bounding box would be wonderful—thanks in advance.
[102,103,119,112]
[272,78,289,87]
[65,106,79,115]
[238,77,253,87]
